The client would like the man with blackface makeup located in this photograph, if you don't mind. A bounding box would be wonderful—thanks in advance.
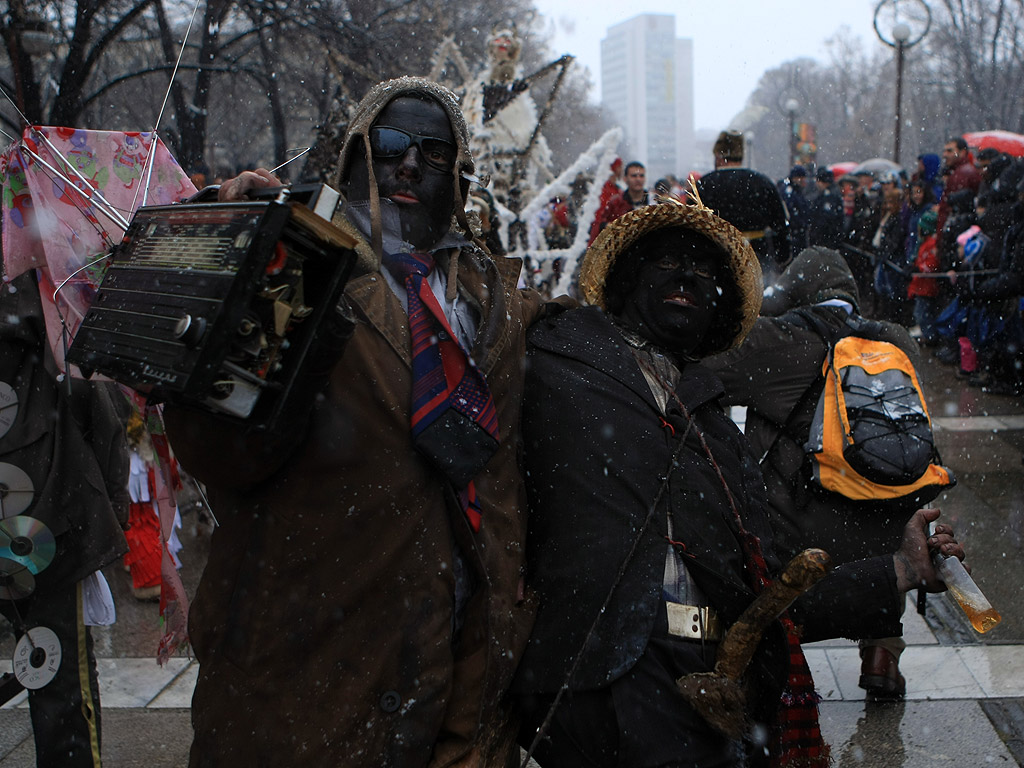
[165,77,560,768]
[513,201,965,768]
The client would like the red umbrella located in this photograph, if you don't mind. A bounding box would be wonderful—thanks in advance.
[828,161,859,180]
[963,130,1024,157]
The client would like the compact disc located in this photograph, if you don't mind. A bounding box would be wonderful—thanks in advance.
[0,382,16,439]
[0,462,33,517]
[0,556,34,600]
[13,626,61,690]
[0,516,55,575]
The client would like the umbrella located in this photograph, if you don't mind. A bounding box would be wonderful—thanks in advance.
[0,125,196,664]
[850,158,903,177]
[963,130,1024,158]
[1,126,196,372]
[828,161,859,180]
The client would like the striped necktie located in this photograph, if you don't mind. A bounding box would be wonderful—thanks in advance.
[384,252,500,531]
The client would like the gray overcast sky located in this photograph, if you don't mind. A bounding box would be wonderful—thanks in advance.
[531,0,891,131]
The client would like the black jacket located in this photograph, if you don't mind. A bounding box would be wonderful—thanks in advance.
[514,307,902,702]
[0,272,128,590]
[707,306,920,566]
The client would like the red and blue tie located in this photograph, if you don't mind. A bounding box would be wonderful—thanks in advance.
[385,252,500,531]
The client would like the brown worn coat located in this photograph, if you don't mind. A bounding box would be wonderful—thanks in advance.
[167,245,546,768]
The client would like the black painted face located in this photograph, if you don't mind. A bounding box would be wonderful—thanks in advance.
[346,96,456,249]
[616,228,726,358]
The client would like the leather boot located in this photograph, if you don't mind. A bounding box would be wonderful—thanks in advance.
[858,645,906,699]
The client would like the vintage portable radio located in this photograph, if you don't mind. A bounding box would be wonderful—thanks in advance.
[67,186,358,429]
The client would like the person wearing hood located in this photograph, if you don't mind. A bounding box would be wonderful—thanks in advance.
[705,247,934,701]
[976,149,1024,249]
[164,77,564,767]
[514,208,963,767]
[913,152,943,203]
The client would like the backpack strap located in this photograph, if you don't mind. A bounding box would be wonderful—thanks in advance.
[766,308,849,444]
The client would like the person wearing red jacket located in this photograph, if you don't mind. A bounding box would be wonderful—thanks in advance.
[936,137,981,248]
[908,208,941,344]
[588,161,650,245]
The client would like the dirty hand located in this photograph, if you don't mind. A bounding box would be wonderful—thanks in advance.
[894,507,967,592]
[218,168,283,202]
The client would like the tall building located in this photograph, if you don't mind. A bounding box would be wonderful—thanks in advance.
[601,14,695,183]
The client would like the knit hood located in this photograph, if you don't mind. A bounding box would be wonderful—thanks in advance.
[331,77,481,268]
[760,246,860,316]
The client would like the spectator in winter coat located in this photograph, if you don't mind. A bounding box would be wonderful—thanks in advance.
[840,175,880,306]
[589,161,651,245]
[913,152,943,203]
[778,165,811,252]
[808,168,844,250]
[908,208,941,344]
[872,188,910,325]
[976,150,1024,249]
[938,189,978,271]
[903,179,936,270]
[937,137,982,246]
[708,246,943,701]
[953,189,1024,395]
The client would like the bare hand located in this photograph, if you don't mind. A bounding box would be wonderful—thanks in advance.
[893,507,966,593]
[218,168,283,202]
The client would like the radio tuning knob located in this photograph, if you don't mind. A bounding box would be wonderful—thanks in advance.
[173,314,207,348]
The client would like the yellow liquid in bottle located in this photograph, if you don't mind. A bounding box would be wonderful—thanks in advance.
[965,604,1002,634]
[946,580,1002,633]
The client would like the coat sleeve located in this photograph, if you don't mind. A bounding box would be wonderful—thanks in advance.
[78,381,131,528]
[706,318,824,426]
[791,555,903,642]
[164,299,357,490]
[722,373,905,644]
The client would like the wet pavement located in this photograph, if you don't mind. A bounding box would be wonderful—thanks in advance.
[2,343,1024,767]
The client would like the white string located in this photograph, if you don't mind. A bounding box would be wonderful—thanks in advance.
[133,0,203,211]
[268,147,311,174]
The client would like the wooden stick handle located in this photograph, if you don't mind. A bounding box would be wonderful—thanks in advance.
[715,548,831,681]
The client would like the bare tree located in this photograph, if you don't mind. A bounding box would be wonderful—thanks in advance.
[735,1,1024,179]
[0,0,157,130]
[0,0,606,189]
[925,0,1024,133]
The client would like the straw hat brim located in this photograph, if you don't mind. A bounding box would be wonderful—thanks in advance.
[580,203,763,352]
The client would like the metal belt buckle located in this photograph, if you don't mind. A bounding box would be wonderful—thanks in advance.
[666,602,722,642]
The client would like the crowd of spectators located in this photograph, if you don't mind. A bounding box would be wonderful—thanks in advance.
[533,137,1024,397]
[794,139,1024,396]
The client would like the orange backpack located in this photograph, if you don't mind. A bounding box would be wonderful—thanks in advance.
[797,311,955,503]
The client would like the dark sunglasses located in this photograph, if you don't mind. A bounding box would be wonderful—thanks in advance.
[369,126,457,172]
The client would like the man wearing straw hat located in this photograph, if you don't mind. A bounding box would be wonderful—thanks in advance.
[513,200,964,767]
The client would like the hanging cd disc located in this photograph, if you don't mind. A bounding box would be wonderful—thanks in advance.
[13,626,61,690]
[0,462,33,517]
[0,516,55,575]
[0,382,16,439]
[0,556,34,600]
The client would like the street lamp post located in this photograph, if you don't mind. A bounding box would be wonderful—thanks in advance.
[785,97,799,170]
[4,7,54,122]
[874,0,931,165]
[893,22,910,164]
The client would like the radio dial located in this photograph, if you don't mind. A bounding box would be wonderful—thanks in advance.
[174,314,207,347]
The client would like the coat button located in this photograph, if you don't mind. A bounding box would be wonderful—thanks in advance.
[379,690,402,713]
